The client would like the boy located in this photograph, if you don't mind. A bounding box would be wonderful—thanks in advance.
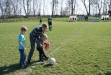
[36,34,49,61]
[39,17,42,25]
[48,16,52,31]
[18,26,28,68]
[27,24,48,64]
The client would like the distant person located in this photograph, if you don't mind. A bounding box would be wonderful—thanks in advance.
[39,17,42,25]
[48,16,52,31]
[85,15,88,21]
[18,26,28,69]
[27,24,48,64]
[36,34,49,61]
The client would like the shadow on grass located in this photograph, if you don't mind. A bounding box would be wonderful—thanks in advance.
[104,71,111,75]
[0,63,20,75]
[0,61,37,75]
[43,64,53,68]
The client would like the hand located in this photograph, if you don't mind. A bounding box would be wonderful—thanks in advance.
[40,44,43,47]
[24,47,26,50]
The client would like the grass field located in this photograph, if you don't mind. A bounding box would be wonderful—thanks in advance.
[0,21,111,75]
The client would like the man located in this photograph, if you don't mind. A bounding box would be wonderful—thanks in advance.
[48,16,52,31]
[27,24,48,64]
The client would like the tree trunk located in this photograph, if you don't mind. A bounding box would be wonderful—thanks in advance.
[89,0,90,15]
[81,0,89,15]
[52,0,54,16]
[71,0,74,15]
[23,0,27,17]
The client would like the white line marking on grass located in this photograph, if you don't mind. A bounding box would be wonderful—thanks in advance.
[49,24,89,56]
[23,62,44,75]
[23,23,89,75]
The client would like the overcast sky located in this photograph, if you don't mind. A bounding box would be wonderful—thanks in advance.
[40,0,87,15]
[0,0,109,16]
[26,0,88,15]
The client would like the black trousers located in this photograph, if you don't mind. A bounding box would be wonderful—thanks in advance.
[37,48,47,60]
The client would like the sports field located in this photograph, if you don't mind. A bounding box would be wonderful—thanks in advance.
[0,21,111,75]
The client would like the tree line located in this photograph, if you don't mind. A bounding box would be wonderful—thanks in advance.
[0,0,111,19]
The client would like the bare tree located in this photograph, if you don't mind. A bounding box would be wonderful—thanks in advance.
[19,0,23,16]
[0,0,4,18]
[23,0,32,17]
[102,0,110,14]
[66,0,76,15]
[97,0,103,15]
[5,0,13,18]
[38,0,42,16]
[60,0,64,16]
[23,0,27,17]
[33,0,35,16]
[52,0,54,16]
[10,0,20,17]
[51,0,59,16]
[106,0,110,13]
[63,6,70,15]
[71,0,76,15]
[42,0,51,15]
[42,0,46,15]
[81,0,89,15]
[32,0,41,16]
[89,0,95,15]
[65,0,71,15]
[109,0,111,11]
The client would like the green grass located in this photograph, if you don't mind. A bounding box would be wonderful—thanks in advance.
[0,17,69,23]
[0,21,111,75]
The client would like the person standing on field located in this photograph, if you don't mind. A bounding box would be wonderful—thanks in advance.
[27,24,48,64]
[18,26,28,69]
[48,16,52,31]
[39,17,42,25]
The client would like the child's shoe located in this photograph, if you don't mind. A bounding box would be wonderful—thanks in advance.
[20,66,25,69]
[27,61,31,64]
[43,57,49,61]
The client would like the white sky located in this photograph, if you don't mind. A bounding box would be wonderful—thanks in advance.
[0,0,109,16]
[39,0,88,15]
[24,0,108,15]
[19,0,90,15]
[1,0,100,16]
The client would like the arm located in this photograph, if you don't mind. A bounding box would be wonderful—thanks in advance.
[18,34,26,50]
[40,43,43,47]
[18,42,26,50]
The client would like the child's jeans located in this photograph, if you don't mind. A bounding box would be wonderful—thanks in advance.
[37,47,47,60]
[19,49,26,67]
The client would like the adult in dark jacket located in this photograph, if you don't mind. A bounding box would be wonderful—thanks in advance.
[27,24,48,63]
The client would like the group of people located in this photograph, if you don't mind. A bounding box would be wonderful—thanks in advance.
[18,18,51,68]
[39,16,52,31]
